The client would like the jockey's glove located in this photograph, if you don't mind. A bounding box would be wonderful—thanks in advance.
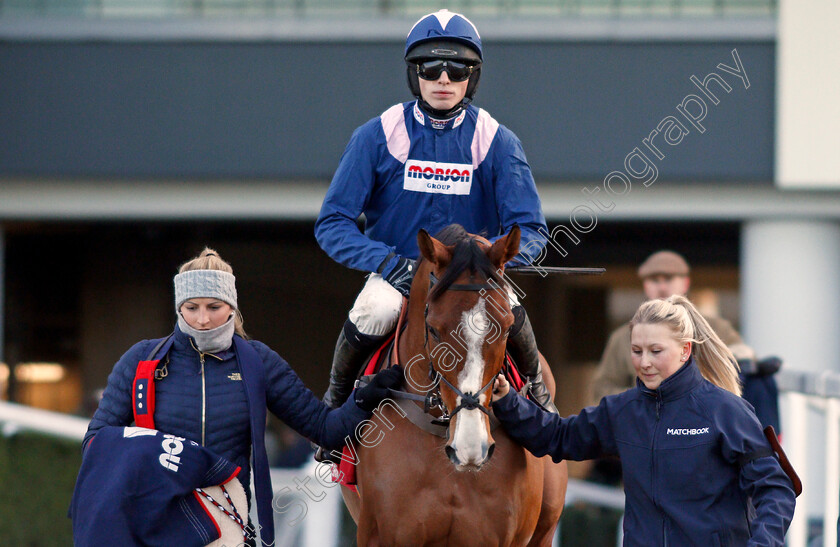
[354,365,404,412]
[383,256,416,297]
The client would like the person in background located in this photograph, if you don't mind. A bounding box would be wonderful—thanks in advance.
[589,250,782,485]
[82,248,402,546]
[493,295,796,547]
[592,250,755,402]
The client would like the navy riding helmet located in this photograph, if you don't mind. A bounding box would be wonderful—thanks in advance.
[404,10,483,117]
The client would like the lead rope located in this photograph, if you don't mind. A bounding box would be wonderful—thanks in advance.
[195,484,247,540]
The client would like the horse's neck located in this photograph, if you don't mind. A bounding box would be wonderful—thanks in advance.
[397,273,432,397]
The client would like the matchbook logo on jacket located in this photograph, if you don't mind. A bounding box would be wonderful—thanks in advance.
[666,427,710,436]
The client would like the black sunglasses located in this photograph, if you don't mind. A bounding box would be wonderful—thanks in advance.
[415,59,477,82]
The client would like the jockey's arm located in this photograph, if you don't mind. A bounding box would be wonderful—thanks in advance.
[315,124,394,273]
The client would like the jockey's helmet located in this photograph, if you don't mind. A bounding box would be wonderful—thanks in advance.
[404,10,483,112]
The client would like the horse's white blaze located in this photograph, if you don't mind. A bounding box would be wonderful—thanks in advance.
[451,299,490,465]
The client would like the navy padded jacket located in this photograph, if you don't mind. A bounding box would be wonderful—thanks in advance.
[86,324,369,500]
[493,358,796,547]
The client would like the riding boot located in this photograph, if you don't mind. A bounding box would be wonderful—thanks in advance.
[323,320,386,409]
[315,320,386,463]
[507,306,559,414]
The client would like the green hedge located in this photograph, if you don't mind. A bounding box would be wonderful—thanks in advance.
[0,432,81,546]
[558,502,623,547]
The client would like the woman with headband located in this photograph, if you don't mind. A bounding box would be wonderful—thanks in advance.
[80,248,402,546]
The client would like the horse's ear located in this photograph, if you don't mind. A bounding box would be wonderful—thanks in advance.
[418,229,453,268]
[488,225,521,268]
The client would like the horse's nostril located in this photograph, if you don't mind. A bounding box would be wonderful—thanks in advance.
[445,445,459,465]
[486,442,495,461]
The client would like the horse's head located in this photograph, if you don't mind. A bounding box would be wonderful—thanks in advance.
[416,224,521,471]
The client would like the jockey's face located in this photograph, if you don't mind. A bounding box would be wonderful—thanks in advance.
[418,68,469,113]
[642,274,690,300]
[630,323,691,391]
[180,298,233,330]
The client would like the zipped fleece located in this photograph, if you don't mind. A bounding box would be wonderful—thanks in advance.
[493,359,795,547]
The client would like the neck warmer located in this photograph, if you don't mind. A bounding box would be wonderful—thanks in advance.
[178,313,236,354]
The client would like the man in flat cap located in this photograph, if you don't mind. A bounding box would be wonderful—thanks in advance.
[591,250,755,402]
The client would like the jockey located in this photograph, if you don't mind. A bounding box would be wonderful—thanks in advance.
[315,9,558,428]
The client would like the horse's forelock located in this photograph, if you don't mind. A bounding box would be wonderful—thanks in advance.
[428,236,506,302]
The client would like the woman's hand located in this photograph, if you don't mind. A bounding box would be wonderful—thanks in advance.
[492,373,510,402]
[354,365,403,412]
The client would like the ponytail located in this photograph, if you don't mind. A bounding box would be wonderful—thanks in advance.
[630,295,740,396]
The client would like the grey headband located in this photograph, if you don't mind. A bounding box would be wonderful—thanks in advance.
[174,269,238,310]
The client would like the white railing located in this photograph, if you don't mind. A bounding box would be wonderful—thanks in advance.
[0,399,89,440]
[776,369,840,547]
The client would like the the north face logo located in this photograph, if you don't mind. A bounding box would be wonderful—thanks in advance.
[404,160,473,195]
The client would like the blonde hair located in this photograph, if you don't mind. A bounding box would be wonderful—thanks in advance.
[630,295,740,396]
[178,247,247,338]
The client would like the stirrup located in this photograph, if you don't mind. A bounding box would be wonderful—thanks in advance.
[526,380,559,414]
[313,444,341,465]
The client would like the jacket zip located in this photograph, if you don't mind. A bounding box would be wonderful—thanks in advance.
[189,338,223,447]
[650,390,664,545]
[199,352,206,446]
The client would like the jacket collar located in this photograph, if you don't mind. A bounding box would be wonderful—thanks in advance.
[637,356,704,402]
[412,100,467,130]
[172,323,236,361]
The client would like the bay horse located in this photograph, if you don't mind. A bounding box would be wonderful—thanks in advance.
[341,224,568,546]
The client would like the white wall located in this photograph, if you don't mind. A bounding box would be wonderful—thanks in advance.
[776,0,840,188]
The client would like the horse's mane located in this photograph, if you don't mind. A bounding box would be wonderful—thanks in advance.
[427,224,507,301]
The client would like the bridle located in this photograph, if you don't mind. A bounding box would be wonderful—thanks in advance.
[422,271,503,422]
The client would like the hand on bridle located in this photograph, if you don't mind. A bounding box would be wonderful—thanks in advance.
[354,365,404,412]
[492,373,510,402]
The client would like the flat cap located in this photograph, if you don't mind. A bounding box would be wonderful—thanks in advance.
[637,250,690,278]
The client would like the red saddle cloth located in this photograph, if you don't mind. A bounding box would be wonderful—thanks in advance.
[332,333,395,492]
[331,340,527,493]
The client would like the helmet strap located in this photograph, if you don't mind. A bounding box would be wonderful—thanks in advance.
[416,97,470,120]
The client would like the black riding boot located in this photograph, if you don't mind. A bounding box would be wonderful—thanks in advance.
[323,320,387,408]
[315,320,385,463]
[507,306,558,414]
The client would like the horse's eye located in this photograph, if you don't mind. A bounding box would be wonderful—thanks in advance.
[428,325,441,342]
